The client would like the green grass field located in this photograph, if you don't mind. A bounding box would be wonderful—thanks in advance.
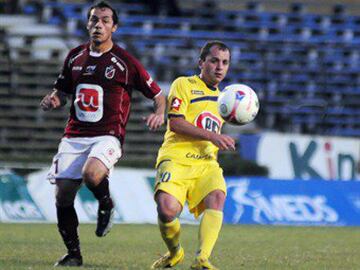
[1,223,360,269]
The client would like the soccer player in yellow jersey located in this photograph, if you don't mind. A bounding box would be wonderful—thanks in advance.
[151,41,235,270]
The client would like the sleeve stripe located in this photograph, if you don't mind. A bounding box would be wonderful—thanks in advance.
[153,90,162,98]
[190,96,218,103]
[168,114,185,118]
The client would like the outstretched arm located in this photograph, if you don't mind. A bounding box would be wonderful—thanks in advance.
[40,89,68,111]
[169,117,235,151]
[144,93,166,130]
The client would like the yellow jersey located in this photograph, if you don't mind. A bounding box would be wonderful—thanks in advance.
[156,75,224,166]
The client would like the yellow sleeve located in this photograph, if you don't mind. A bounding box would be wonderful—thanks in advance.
[167,77,189,118]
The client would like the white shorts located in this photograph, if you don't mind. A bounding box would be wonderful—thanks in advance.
[47,136,122,182]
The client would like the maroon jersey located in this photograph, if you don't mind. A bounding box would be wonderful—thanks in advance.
[54,43,161,144]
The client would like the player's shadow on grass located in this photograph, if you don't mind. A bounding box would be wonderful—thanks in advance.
[3,258,116,269]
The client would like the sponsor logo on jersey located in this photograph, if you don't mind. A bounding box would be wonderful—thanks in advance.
[185,153,212,160]
[191,90,204,95]
[72,66,83,71]
[195,111,221,133]
[74,84,104,122]
[84,65,96,75]
[76,88,99,112]
[105,65,116,79]
[170,97,182,111]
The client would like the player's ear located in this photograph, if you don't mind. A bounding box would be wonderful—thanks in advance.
[198,59,203,69]
[112,24,118,33]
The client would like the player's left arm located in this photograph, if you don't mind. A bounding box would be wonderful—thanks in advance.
[144,92,166,130]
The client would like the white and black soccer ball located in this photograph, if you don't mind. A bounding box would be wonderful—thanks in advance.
[217,84,260,125]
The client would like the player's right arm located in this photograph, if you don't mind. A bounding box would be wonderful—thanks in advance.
[167,77,235,151]
[169,117,235,151]
[41,47,76,111]
[40,89,67,111]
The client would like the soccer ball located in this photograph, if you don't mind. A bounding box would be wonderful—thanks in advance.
[217,84,260,125]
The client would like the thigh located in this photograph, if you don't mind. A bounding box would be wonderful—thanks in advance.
[187,163,226,217]
[88,136,122,171]
[48,139,90,182]
[154,160,192,208]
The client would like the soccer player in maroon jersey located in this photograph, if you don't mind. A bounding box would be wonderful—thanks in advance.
[40,1,165,267]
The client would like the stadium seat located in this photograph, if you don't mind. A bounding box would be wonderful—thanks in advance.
[1,0,360,166]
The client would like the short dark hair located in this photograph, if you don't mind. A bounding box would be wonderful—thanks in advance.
[199,40,231,61]
[87,1,119,25]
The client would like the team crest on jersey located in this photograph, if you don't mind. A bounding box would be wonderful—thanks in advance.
[105,65,116,79]
[170,97,182,111]
[195,112,221,134]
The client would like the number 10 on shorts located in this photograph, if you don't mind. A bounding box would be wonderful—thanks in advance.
[159,172,171,182]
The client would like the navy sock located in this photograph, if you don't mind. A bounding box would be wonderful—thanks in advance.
[56,204,81,257]
[87,177,113,209]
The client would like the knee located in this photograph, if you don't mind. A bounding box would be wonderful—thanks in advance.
[82,158,108,187]
[204,190,226,210]
[82,168,98,186]
[155,192,181,222]
[157,203,179,222]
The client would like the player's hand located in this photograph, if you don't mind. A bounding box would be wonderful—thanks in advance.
[143,113,164,131]
[40,93,61,111]
[210,133,236,151]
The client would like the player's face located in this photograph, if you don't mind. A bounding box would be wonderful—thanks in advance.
[199,46,230,88]
[87,7,117,45]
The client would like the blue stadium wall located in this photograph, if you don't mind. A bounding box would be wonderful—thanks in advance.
[1,130,360,226]
[1,171,360,226]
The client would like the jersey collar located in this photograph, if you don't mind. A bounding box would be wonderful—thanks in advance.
[88,43,113,57]
[196,75,217,91]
